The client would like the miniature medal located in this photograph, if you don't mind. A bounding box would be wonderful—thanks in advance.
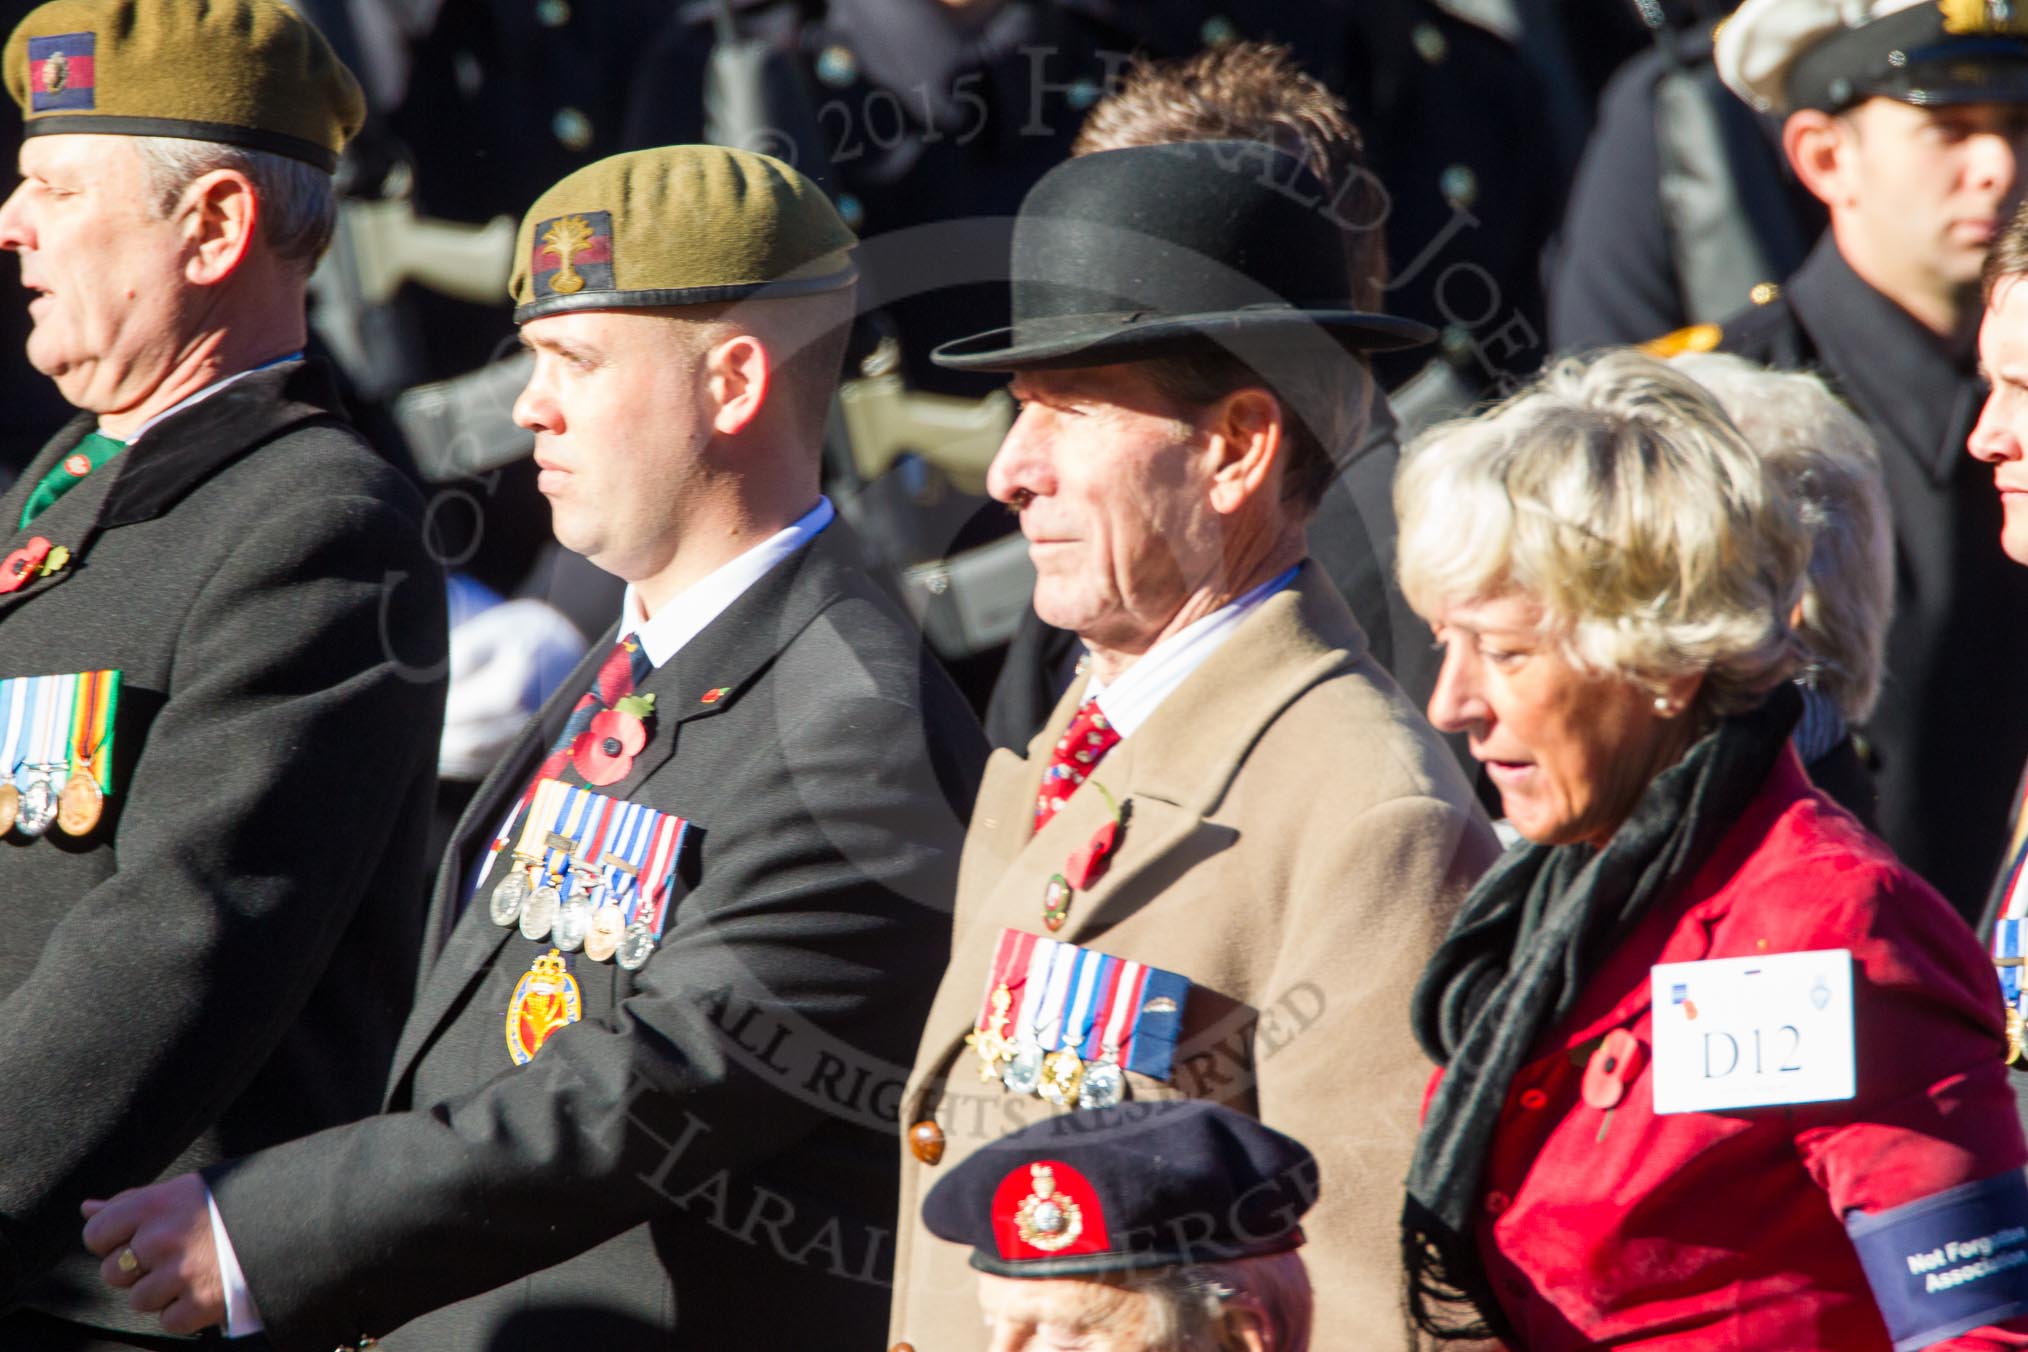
[2011,1005,2025,1067]
[1077,1059,1124,1109]
[519,879,561,942]
[0,783,18,836]
[616,919,657,971]
[584,904,625,963]
[966,984,1016,1083]
[56,772,101,836]
[1037,1049,1085,1106]
[554,883,594,953]
[490,866,532,927]
[1003,1042,1045,1096]
[15,772,55,838]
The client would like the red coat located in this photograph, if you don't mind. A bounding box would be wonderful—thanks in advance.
[1429,750,2028,1349]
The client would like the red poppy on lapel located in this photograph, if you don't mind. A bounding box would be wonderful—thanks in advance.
[573,707,649,785]
[0,537,53,594]
[1065,818,1118,890]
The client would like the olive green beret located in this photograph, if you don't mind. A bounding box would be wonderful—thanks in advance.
[4,0,364,173]
[510,146,857,324]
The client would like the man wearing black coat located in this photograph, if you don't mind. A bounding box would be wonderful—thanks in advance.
[1701,0,2028,918]
[82,145,986,1351]
[0,2,447,1347]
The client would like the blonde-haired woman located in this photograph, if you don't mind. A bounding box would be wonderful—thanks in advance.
[1395,351,2028,1349]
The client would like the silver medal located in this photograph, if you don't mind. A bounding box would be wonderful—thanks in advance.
[616,919,657,971]
[519,883,560,942]
[15,773,55,838]
[489,869,530,927]
[1002,1042,1045,1096]
[554,891,593,953]
[1077,1060,1124,1110]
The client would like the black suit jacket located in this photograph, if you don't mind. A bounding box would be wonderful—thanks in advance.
[1717,238,2028,919]
[209,523,986,1351]
[0,361,447,1337]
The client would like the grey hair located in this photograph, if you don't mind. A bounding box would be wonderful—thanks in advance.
[1669,351,1894,723]
[1126,1251,1313,1352]
[131,136,337,274]
[1396,349,1810,714]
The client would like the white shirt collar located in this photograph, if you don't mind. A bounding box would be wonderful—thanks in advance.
[1082,565,1299,739]
[112,351,305,446]
[617,497,835,669]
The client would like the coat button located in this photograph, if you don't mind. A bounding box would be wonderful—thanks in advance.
[1484,1190,1510,1216]
[908,1120,945,1165]
[1518,1088,1548,1110]
[890,1344,917,1352]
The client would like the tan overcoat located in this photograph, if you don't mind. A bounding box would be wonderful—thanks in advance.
[887,567,1501,1349]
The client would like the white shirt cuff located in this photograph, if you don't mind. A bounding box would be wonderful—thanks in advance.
[205,1183,265,1337]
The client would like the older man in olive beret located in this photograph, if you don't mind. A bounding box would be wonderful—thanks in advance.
[0,1,448,1346]
[79,144,986,1352]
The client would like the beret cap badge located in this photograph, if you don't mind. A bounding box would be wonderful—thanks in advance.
[1013,1164,1086,1253]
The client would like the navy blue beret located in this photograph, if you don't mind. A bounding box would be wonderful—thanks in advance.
[921,1100,1318,1279]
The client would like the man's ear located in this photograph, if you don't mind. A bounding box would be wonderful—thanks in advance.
[1205,386,1285,516]
[1784,108,1858,212]
[179,169,259,287]
[705,332,772,435]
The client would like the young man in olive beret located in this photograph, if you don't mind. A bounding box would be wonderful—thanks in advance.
[0,2,447,1346]
[80,144,985,1352]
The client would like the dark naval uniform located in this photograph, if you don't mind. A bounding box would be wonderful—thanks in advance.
[208,523,986,1351]
[0,361,447,1342]
[1716,238,2028,919]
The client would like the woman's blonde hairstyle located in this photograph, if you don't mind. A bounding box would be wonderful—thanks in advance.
[1395,350,1810,713]
[1670,351,1894,723]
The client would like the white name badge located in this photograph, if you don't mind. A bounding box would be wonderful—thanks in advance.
[1650,949,1856,1115]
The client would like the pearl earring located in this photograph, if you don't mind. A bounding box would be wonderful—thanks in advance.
[1653,696,1676,717]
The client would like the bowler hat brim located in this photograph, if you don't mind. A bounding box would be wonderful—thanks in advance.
[930,306,1434,373]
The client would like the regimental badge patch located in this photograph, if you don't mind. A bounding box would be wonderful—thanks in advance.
[993,1161,1109,1261]
[505,948,583,1065]
[531,210,615,299]
[27,34,95,113]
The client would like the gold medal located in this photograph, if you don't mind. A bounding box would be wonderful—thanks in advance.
[2008,1005,2024,1067]
[0,783,18,836]
[584,904,625,963]
[966,983,1015,1083]
[505,949,582,1066]
[56,772,101,836]
[1038,1048,1085,1106]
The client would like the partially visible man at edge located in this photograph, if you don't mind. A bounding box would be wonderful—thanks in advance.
[887,139,1500,1351]
[1967,200,2028,1140]
[1694,0,2028,918]
[0,0,446,1347]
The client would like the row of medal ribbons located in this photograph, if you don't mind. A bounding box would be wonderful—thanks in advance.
[487,777,688,971]
[0,668,119,840]
[967,927,1191,1112]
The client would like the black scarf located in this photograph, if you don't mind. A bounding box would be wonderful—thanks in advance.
[1400,684,1801,1341]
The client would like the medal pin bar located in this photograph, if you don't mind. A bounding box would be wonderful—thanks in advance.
[616,811,686,971]
[586,799,651,964]
[554,792,620,954]
[15,674,74,839]
[1040,947,1106,1106]
[0,676,26,834]
[58,669,114,836]
[524,784,596,942]
[1078,958,1143,1109]
[1007,940,1076,1097]
[491,778,563,927]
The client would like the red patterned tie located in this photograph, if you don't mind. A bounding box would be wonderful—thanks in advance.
[500,636,652,831]
[1035,699,1121,832]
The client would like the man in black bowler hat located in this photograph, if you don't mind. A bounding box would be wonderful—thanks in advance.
[887,139,1497,1349]
[919,1101,1320,1352]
